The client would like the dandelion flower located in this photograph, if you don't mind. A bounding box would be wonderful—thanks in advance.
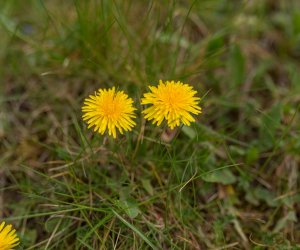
[82,87,136,138]
[141,80,201,129]
[0,221,20,250]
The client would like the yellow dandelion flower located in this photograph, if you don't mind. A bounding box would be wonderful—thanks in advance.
[141,80,201,129]
[0,221,20,250]
[82,87,136,138]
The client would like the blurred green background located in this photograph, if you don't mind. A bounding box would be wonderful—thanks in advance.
[1,0,300,249]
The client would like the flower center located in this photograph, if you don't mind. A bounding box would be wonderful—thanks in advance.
[103,100,121,118]
[166,90,182,109]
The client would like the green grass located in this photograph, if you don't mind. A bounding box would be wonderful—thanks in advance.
[1,0,300,249]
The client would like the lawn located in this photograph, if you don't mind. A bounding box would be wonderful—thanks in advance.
[1,0,300,249]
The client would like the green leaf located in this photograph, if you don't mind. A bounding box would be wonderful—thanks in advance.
[22,228,38,246]
[141,179,154,196]
[254,187,278,207]
[182,125,196,139]
[292,11,300,36]
[273,211,297,233]
[245,190,259,206]
[259,103,282,149]
[245,146,259,165]
[201,169,236,185]
[227,44,245,86]
[205,33,225,58]
[118,197,140,219]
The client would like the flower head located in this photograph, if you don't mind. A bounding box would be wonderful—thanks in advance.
[141,80,201,129]
[0,221,20,250]
[82,87,136,138]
